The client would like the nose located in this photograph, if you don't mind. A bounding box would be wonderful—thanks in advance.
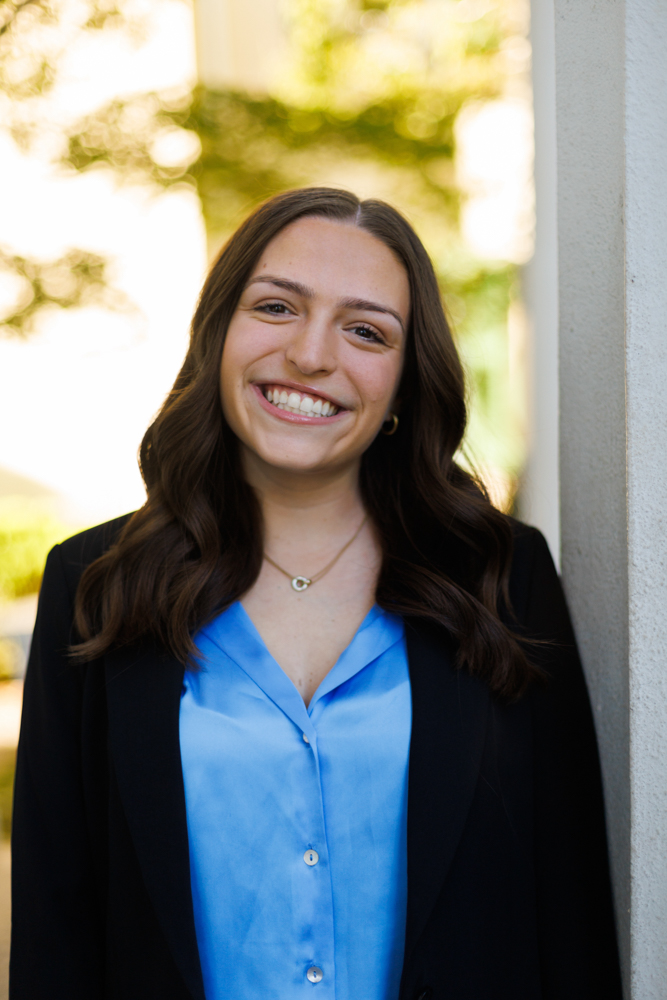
[284,312,336,376]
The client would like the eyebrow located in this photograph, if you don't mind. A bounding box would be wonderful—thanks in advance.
[339,296,406,333]
[246,275,406,333]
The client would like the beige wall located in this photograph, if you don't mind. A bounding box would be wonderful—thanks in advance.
[193,0,286,92]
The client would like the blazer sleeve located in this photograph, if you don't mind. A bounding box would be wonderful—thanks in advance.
[519,529,623,1000]
[10,544,105,999]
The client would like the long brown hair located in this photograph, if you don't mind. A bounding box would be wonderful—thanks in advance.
[73,187,538,699]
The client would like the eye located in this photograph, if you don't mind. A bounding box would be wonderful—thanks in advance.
[256,300,293,316]
[350,323,384,344]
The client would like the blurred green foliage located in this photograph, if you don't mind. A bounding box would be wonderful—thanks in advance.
[0,0,145,102]
[0,0,144,336]
[0,498,69,600]
[0,747,16,839]
[0,247,131,336]
[0,639,21,683]
[1,0,529,498]
[60,0,527,492]
[60,0,515,244]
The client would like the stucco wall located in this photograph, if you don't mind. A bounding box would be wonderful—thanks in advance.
[554,0,630,981]
[625,4,667,994]
[553,1,667,995]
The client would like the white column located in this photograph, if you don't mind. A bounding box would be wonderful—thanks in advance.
[523,0,559,565]
[553,1,667,995]
[625,5,667,995]
[553,0,630,981]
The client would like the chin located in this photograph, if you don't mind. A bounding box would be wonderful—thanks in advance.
[257,447,336,474]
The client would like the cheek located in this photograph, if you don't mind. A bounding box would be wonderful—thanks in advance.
[351,352,403,409]
[220,319,273,393]
[220,319,249,387]
[222,316,284,383]
[219,322,251,429]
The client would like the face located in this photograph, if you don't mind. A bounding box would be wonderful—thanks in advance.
[219,216,410,479]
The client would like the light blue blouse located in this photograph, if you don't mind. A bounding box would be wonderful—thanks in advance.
[179,601,411,1000]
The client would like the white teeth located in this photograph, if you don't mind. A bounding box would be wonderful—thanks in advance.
[264,386,339,417]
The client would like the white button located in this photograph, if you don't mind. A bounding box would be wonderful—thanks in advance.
[303,849,319,866]
[302,733,310,744]
[307,966,323,983]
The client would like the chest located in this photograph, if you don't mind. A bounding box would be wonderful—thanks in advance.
[179,646,413,826]
[178,628,412,1000]
[240,535,381,704]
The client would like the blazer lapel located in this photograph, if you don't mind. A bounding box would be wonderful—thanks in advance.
[105,642,205,1000]
[404,619,490,961]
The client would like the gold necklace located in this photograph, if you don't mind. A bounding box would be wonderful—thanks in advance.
[264,516,368,592]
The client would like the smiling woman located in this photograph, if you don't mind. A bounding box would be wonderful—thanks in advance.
[217,214,411,692]
[11,189,621,1000]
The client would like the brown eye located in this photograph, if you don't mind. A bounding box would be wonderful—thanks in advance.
[352,324,383,343]
[258,302,291,315]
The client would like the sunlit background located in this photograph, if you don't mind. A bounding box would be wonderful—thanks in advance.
[0,1,533,951]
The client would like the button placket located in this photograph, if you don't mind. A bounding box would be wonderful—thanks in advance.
[293,730,335,993]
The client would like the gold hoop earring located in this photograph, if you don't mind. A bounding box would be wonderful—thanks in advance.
[382,413,399,436]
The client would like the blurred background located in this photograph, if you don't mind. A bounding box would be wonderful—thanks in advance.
[0,0,533,985]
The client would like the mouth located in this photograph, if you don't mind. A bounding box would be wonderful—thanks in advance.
[256,383,344,420]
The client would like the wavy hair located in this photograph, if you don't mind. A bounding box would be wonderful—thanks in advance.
[73,187,538,699]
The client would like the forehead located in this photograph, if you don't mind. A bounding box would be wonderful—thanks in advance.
[251,216,410,321]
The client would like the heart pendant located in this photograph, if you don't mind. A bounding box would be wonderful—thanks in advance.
[291,576,311,592]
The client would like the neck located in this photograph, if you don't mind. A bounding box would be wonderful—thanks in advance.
[241,448,366,562]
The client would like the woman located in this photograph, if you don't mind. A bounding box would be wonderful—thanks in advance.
[11,188,621,1000]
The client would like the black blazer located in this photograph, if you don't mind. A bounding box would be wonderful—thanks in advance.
[10,515,622,1000]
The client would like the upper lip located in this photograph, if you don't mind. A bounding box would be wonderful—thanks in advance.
[253,378,348,410]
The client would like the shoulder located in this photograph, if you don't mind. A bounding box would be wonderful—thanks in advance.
[503,517,561,634]
[501,518,580,669]
[52,512,136,594]
[26,514,135,664]
[507,516,552,568]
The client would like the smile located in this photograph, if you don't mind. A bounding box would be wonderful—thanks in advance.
[261,384,340,418]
